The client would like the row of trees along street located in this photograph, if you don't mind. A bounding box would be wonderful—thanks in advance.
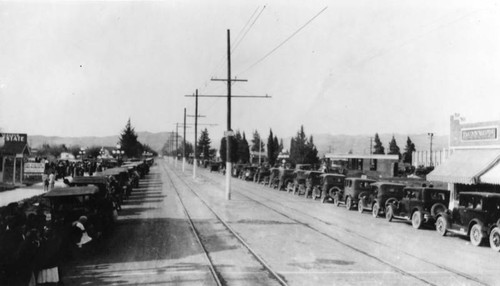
[372,133,417,164]
[166,127,419,169]
[167,125,321,167]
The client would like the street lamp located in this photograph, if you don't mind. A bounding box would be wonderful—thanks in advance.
[79,147,86,162]
[114,144,124,161]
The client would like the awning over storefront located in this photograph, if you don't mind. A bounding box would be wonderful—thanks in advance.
[427,149,500,184]
[479,161,500,185]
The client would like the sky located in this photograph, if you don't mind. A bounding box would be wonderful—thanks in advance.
[1,0,500,141]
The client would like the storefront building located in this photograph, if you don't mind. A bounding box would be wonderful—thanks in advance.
[428,115,500,209]
[325,153,400,178]
[0,133,31,186]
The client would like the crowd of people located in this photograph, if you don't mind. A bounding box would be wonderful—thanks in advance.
[0,202,91,285]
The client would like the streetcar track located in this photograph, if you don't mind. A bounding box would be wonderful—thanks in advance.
[232,182,488,286]
[193,168,488,286]
[162,164,224,286]
[161,162,288,286]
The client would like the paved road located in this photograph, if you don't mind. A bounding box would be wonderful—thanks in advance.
[62,159,500,285]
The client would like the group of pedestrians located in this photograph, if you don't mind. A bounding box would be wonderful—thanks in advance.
[0,203,65,286]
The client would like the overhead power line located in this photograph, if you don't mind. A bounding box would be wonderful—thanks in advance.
[232,5,267,53]
[232,6,260,50]
[237,6,328,76]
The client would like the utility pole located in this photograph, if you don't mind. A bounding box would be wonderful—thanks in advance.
[185,29,270,200]
[175,123,179,168]
[194,90,199,179]
[428,132,434,166]
[183,108,186,172]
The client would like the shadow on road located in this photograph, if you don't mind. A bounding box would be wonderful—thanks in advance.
[60,166,232,285]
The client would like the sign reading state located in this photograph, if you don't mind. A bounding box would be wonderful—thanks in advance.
[2,133,28,143]
[462,127,498,141]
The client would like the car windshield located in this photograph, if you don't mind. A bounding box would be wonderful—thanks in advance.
[325,176,343,184]
[356,181,372,190]
[380,185,405,195]
[428,190,447,201]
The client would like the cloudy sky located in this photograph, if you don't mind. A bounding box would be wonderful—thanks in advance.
[1,0,499,141]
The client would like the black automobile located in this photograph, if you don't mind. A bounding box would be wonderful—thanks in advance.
[436,192,500,251]
[386,187,450,229]
[358,182,406,218]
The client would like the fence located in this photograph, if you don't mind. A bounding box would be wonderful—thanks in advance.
[412,148,451,167]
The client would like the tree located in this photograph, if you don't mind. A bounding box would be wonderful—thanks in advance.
[197,128,212,160]
[373,133,385,154]
[402,136,416,164]
[119,118,142,158]
[289,125,319,165]
[238,132,250,163]
[251,130,265,152]
[388,136,401,159]
[267,129,275,164]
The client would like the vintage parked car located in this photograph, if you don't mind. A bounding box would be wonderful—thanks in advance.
[386,186,450,229]
[99,167,133,205]
[358,182,406,218]
[44,185,117,237]
[303,171,324,199]
[287,169,309,195]
[254,165,271,184]
[239,166,258,181]
[231,164,248,178]
[209,161,224,172]
[435,192,500,251]
[277,168,295,191]
[267,168,281,188]
[335,178,376,210]
[318,174,346,203]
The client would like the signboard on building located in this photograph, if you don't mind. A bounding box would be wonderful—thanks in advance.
[2,133,28,143]
[462,127,497,141]
[24,162,45,174]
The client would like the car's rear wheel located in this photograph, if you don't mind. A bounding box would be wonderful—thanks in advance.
[358,201,364,213]
[346,197,352,210]
[489,227,500,252]
[372,204,379,218]
[386,205,394,222]
[435,216,448,236]
[412,211,424,229]
[470,224,484,246]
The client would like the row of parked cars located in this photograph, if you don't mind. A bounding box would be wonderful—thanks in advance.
[43,159,153,239]
[227,163,500,252]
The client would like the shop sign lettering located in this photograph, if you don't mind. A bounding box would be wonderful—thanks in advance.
[24,162,45,174]
[462,128,497,141]
[2,133,27,143]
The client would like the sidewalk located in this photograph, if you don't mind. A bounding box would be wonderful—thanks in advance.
[0,180,67,207]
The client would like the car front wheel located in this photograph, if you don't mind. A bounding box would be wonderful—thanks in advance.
[372,204,379,218]
[412,211,424,229]
[470,224,484,246]
[346,197,352,210]
[385,205,394,222]
[489,227,500,252]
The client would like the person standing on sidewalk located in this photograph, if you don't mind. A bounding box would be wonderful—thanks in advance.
[48,171,55,192]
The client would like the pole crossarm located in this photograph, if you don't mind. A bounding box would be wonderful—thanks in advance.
[174,123,192,128]
[185,94,271,98]
[211,78,248,82]
[187,115,207,118]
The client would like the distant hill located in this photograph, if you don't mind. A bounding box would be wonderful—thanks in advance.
[27,132,448,156]
[28,131,174,152]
